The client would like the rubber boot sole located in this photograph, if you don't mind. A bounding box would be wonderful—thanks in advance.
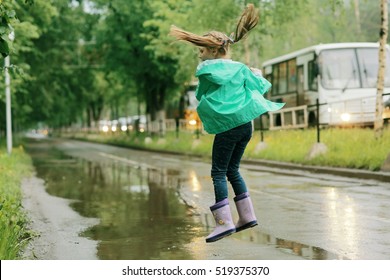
[206,228,236,243]
[235,220,258,233]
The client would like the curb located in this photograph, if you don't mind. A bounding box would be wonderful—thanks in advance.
[242,158,390,183]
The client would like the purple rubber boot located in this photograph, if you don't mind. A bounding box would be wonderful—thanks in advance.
[234,192,258,232]
[206,198,236,243]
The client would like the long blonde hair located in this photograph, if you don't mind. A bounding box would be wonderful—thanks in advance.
[169,4,259,55]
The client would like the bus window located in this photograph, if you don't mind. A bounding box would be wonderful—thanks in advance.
[265,74,272,98]
[261,42,390,126]
[320,49,360,90]
[288,59,297,92]
[272,65,279,96]
[308,60,318,91]
[356,48,390,88]
[278,62,288,94]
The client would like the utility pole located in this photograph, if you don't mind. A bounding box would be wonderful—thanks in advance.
[4,56,12,155]
[5,54,12,155]
[4,31,14,155]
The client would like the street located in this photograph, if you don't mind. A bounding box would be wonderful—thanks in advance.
[21,138,390,260]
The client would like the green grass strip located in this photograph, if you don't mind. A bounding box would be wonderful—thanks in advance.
[0,145,33,259]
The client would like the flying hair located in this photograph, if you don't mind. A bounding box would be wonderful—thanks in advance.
[169,27,224,49]
[169,3,259,52]
[233,3,259,42]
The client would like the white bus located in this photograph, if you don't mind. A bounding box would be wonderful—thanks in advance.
[262,42,390,127]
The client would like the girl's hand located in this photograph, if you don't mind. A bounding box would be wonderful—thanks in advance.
[250,67,263,76]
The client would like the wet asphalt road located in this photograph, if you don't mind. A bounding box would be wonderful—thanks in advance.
[23,138,390,260]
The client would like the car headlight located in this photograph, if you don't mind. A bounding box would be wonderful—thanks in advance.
[189,119,197,126]
[341,113,351,122]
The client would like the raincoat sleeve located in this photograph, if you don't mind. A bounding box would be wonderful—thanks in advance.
[195,82,203,101]
[195,74,215,101]
[244,67,272,95]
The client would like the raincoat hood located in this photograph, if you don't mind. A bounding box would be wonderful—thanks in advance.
[196,59,244,85]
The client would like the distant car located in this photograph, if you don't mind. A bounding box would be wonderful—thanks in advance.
[129,115,147,132]
[99,115,147,133]
[25,129,48,139]
[118,117,128,132]
[98,120,110,132]
[110,120,119,132]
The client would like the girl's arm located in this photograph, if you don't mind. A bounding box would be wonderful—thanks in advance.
[250,67,263,77]
[245,67,271,95]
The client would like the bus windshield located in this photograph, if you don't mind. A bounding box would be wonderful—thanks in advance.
[320,48,390,90]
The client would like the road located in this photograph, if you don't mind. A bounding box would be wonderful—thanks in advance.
[21,138,390,260]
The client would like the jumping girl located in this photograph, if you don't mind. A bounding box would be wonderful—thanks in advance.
[170,4,284,243]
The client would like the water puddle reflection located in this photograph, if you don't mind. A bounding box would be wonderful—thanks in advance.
[25,139,343,260]
[26,141,205,260]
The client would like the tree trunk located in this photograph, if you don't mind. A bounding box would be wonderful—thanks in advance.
[244,39,250,66]
[375,0,388,138]
[353,0,361,37]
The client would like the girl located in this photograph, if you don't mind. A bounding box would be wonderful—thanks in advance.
[170,4,284,243]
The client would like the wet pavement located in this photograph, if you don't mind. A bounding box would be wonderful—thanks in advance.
[23,138,390,260]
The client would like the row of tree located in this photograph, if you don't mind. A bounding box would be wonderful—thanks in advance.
[0,0,388,133]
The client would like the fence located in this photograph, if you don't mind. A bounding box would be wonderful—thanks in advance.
[62,117,204,139]
[146,118,203,138]
[265,92,390,143]
[268,105,308,130]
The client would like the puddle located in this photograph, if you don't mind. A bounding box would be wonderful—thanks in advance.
[25,139,344,260]
[25,140,205,260]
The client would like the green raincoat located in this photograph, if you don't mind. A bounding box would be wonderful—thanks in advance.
[195,59,285,134]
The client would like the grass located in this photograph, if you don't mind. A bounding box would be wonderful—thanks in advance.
[64,126,390,171]
[0,144,33,260]
[312,128,390,170]
[245,128,390,170]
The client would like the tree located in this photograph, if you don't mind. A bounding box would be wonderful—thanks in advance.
[14,0,106,128]
[375,0,388,138]
[0,0,49,135]
[94,0,185,124]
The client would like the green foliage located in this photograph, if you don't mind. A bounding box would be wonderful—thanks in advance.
[93,0,187,120]
[0,1,17,57]
[259,0,384,60]
[0,145,33,259]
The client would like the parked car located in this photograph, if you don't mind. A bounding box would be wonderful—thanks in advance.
[128,115,146,132]
[98,120,110,133]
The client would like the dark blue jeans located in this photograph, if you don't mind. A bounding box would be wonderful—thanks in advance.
[211,121,252,203]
